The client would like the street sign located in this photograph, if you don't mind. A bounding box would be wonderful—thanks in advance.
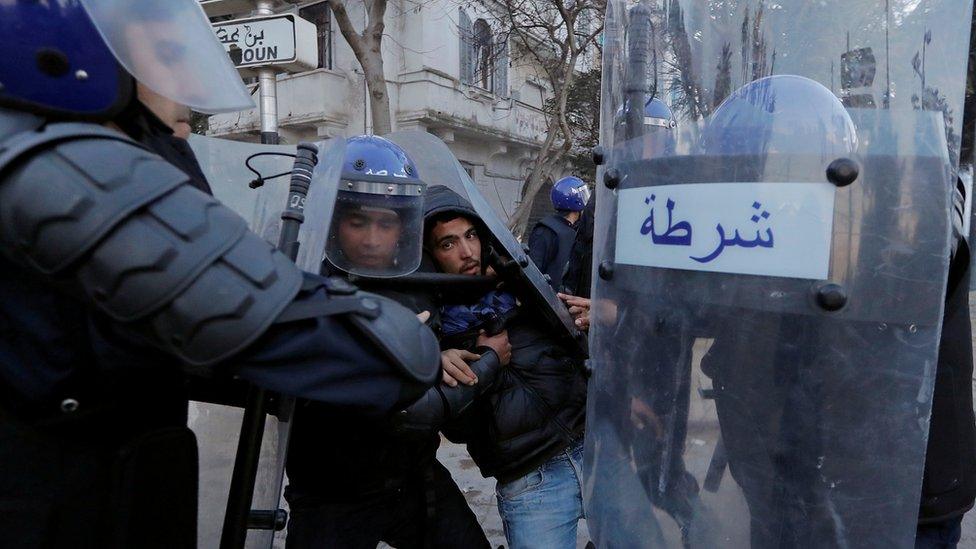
[213,13,317,74]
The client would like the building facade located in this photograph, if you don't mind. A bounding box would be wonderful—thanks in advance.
[204,0,567,222]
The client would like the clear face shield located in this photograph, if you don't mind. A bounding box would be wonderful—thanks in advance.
[575,184,592,206]
[325,179,426,278]
[79,0,254,114]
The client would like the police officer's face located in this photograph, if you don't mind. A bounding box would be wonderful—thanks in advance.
[337,208,403,269]
[137,84,191,138]
[123,19,209,109]
[429,217,481,275]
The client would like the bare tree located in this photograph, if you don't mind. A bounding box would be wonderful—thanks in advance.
[485,0,605,237]
[331,0,393,135]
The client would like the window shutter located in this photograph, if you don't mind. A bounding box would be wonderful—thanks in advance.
[459,9,473,84]
[493,38,509,97]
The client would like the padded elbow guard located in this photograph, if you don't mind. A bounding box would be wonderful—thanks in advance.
[0,122,302,366]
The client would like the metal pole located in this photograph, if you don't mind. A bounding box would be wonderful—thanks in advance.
[884,0,891,109]
[219,7,284,547]
[220,143,319,549]
[256,0,279,144]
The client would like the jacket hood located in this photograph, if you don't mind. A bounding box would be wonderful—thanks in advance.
[422,185,490,275]
[423,184,479,221]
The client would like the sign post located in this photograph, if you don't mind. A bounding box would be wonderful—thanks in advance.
[211,3,317,143]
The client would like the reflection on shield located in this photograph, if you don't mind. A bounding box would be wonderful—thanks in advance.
[585,1,973,547]
[186,135,344,549]
[384,130,586,354]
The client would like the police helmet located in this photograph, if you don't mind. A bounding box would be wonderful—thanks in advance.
[0,0,253,120]
[551,176,591,212]
[325,136,427,278]
[614,95,678,157]
[702,75,857,159]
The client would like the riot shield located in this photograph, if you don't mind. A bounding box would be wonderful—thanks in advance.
[384,130,586,353]
[584,1,973,547]
[187,134,344,549]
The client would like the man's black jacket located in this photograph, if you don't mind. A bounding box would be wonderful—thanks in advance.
[425,185,588,483]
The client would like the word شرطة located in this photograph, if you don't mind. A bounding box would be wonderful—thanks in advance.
[640,196,774,264]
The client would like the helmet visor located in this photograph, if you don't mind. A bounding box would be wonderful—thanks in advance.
[79,0,254,114]
[576,184,592,206]
[325,183,426,278]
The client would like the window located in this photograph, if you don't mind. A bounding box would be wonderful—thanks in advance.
[459,9,474,85]
[473,19,493,90]
[458,11,508,96]
[300,1,333,70]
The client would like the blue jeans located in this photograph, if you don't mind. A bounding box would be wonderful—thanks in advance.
[496,439,586,549]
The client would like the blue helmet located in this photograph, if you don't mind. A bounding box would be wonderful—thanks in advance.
[0,0,127,120]
[642,97,677,129]
[0,0,253,120]
[551,176,591,212]
[341,135,422,182]
[613,95,678,158]
[702,75,857,159]
[327,135,428,278]
[615,96,677,131]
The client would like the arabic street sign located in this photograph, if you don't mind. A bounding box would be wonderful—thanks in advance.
[213,13,317,74]
[615,183,836,279]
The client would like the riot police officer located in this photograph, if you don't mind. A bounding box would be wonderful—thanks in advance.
[284,136,495,549]
[0,2,439,548]
[586,1,976,547]
[528,175,590,291]
[694,75,861,547]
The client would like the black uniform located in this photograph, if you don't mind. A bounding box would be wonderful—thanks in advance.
[918,178,976,528]
[527,213,578,291]
[562,194,596,298]
[284,279,490,549]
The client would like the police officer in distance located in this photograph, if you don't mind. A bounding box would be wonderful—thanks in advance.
[0,2,439,548]
[527,176,590,291]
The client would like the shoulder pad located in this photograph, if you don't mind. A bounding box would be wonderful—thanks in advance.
[0,123,302,366]
[345,291,441,385]
[276,277,441,386]
[1,124,186,275]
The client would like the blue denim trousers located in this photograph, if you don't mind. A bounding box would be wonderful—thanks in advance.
[496,439,586,549]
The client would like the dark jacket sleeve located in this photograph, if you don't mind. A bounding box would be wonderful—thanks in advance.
[563,196,595,297]
[527,224,555,274]
[393,347,502,434]
[232,279,439,416]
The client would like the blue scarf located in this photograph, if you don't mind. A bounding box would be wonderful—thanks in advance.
[440,290,518,337]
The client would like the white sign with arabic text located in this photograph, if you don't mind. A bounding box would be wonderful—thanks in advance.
[212,14,317,73]
[615,182,835,280]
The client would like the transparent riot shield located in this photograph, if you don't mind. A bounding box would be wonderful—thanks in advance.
[584,1,974,547]
[384,130,586,353]
[187,134,344,549]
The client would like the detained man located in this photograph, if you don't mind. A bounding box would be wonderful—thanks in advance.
[423,185,589,548]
